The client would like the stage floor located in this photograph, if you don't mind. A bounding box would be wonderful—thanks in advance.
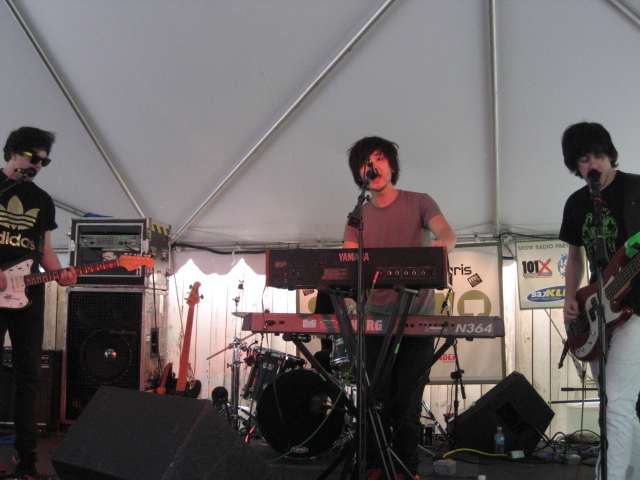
[0,426,598,480]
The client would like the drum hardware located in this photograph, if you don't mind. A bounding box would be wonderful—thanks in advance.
[242,347,306,401]
[330,335,354,380]
[206,331,257,431]
[418,401,449,458]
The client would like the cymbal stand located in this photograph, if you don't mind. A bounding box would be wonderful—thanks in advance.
[206,332,257,431]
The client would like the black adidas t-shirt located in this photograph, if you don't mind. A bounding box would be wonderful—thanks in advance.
[0,172,57,266]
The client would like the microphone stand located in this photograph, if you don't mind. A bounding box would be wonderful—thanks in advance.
[590,175,609,480]
[0,170,33,197]
[347,180,369,479]
[449,340,466,449]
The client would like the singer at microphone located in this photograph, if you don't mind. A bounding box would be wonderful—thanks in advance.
[558,122,640,479]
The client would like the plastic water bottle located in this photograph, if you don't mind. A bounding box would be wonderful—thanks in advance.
[494,426,505,454]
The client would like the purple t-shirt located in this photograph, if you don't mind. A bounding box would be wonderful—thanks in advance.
[343,189,443,315]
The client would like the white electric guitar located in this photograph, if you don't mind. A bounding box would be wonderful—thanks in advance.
[0,254,155,309]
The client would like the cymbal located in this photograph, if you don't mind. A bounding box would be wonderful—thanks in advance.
[232,311,249,318]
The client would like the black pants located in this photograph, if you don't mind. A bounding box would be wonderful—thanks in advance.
[0,286,45,454]
[364,335,434,475]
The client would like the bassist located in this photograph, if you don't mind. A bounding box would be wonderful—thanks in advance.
[559,122,640,480]
[0,127,77,479]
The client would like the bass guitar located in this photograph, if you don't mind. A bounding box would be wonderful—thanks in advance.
[567,244,640,360]
[175,282,203,397]
[151,282,202,398]
[0,254,154,310]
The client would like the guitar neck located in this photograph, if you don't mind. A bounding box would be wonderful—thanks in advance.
[25,258,122,286]
[606,249,640,300]
[176,282,201,393]
[176,310,195,393]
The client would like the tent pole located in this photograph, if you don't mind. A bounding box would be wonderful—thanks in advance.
[5,0,146,217]
[172,0,398,243]
[489,0,501,238]
[607,0,640,28]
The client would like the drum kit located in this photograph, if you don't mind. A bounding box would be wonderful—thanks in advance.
[209,318,354,459]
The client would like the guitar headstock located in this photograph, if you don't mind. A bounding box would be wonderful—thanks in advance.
[117,255,156,271]
[187,281,203,306]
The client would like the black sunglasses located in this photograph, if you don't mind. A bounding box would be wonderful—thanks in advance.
[22,151,52,167]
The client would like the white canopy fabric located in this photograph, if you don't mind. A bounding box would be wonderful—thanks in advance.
[2,0,640,253]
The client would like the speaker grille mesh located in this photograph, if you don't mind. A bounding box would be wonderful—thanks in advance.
[65,291,143,420]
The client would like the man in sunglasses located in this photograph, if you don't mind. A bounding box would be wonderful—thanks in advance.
[1,126,77,478]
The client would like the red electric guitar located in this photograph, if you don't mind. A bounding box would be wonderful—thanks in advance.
[0,254,154,310]
[567,244,640,360]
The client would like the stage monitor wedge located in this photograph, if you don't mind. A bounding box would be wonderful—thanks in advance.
[449,371,554,454]
[52,386,272,480]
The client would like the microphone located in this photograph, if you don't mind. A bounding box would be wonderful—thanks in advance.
[366,160,379,180]
[587,169,600,189]
[14,167,37,177]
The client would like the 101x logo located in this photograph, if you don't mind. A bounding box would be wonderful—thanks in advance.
[521,258,553,278]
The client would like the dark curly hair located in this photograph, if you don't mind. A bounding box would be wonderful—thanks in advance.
[347,136,400,187]
[3,126,55,162]
[562,122,618,177]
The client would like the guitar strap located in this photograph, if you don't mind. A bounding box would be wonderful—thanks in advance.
[30,207,46,272]
[623,172,640,238]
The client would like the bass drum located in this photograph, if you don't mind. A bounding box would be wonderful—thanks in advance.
[256,369,347,458]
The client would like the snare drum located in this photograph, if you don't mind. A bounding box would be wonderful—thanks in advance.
[242,348,305,400]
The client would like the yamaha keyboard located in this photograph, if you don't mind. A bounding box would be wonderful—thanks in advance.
[266,247,451,290]
[242,313,504,338]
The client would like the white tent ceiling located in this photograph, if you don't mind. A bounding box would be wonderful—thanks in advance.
[2,0,640,254]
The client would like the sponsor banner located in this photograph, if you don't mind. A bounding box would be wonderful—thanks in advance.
[516,239,566,309]
[430,244,504,383]
[515,239,586,309]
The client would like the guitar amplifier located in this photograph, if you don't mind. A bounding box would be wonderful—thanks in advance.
[69,218,170,288]
[0,349,62,430]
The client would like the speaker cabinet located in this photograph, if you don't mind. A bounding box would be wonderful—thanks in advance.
[52,386,272,480]
[449,371,554,454]
[63,289,165,421]
[0,349,62,430]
